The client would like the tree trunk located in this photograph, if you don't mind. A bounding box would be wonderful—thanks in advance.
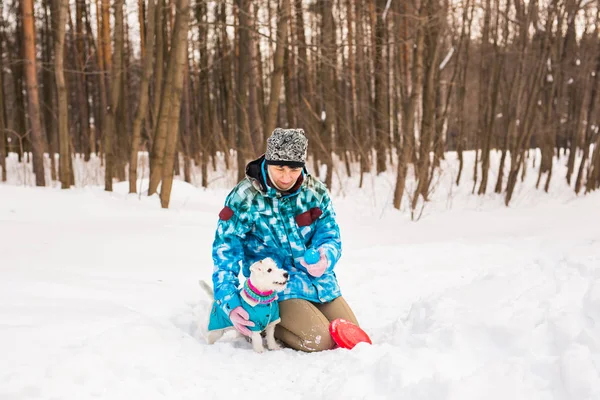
[217,2,234,153]
[42,0,57,181]
[536,37,558,193]
[564,2,582,185]
[502,0,529,205]
[393,0,422,209]
[181,50,192,184]
[129,0,157,193]
[283,28,296,127]
[94,0,108,157]
[412,0,441,210]
[575,37,600,193]
[0,11,5,182]
[104,0,125,191]
[115,22,130,182]
[320,0,336,187]
[456,0,473,187]
[374,0,389,175]
[294,0,320,174]
[586,11,600,194]
[355,0,370,186]
[476,0,493,195]
[151,0,165,132]
[505,0,553,205]
[74,0,91,160]
[160,0,190,208]
[587,135,600,193]
[494,0,512,193]
[11,11,28,164]
[22,0,46,186]
[198,0,213,187]
[344,0,356,171]
[248,4,264,149]
[265,0,290,138]
[235,0,255,181]
[54,0,70,188]
[148,0,189,196]
[101,0,112,73]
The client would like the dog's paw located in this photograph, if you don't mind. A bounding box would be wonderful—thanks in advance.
[250,332,265,353]
[267,342,282,351]
[252,344,266,353]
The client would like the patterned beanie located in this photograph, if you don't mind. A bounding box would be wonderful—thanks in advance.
[265,128,308,168]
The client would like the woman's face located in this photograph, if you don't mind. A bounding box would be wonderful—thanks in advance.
[267,165,303,190]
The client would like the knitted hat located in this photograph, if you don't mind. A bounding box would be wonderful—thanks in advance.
[265,128,308,168]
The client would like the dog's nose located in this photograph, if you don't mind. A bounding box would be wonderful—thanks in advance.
[283,272,289,279]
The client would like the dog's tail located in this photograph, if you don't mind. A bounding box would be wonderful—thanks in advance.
[199,280,214,298]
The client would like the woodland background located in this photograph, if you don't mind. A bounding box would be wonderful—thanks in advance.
[0,0,599,209]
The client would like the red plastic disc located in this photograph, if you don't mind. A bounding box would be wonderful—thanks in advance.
[329,318,372,349]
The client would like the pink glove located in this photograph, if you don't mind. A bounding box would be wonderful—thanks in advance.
[299,248,329,278]
[229,306,255,336]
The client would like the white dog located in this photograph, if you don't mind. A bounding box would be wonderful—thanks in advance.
[199,258,289,353]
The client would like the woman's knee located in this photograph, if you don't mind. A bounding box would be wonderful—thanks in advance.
[274,324,334,352]
[276,299,335,352]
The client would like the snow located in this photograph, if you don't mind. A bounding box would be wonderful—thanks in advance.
[1,150,600,399]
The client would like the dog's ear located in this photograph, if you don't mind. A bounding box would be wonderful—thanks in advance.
[250,262,263,273]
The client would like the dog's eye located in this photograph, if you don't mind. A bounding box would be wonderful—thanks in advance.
[267,268,272,273]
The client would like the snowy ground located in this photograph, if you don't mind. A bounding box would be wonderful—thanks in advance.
[1,151,599,399]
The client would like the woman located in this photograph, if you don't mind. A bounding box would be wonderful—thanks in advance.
[211,128,358,352]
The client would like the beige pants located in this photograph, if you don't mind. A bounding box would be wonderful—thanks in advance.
[274,297,358,352]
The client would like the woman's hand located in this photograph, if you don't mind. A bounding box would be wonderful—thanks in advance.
[299,248,329,278]
[229,306,255,336]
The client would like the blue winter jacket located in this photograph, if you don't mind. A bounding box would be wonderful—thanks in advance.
[211,156,343,317]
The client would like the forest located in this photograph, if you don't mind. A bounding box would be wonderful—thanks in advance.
[0,0,599,209]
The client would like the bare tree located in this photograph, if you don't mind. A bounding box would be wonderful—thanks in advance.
[394,0,423,210]
[151,0,165,132]
[412,0,442,211]
[354,0,371,187]
[455,0,474,186]
[198,0,214,187]
[213,1,234,160]
[248,3,264,149]
[41,0,56,180]
[576,27,600,193]
[54,0,70,188]
[159,0,190,208]
[564,0,585,185]
[104,0,125,191]
[94,0,108,153]
[129,0,157,193]
[320,0,336,187]
[588,132,600,192]
[374,0,389,175]
[505,0,555,205]
[494,0,512,193]
[73,0,92,160]
[21,0,46,186]
[264,0,291,137]
[477,0,503,195]
[235,0,255,181]
[0,3,6,182]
